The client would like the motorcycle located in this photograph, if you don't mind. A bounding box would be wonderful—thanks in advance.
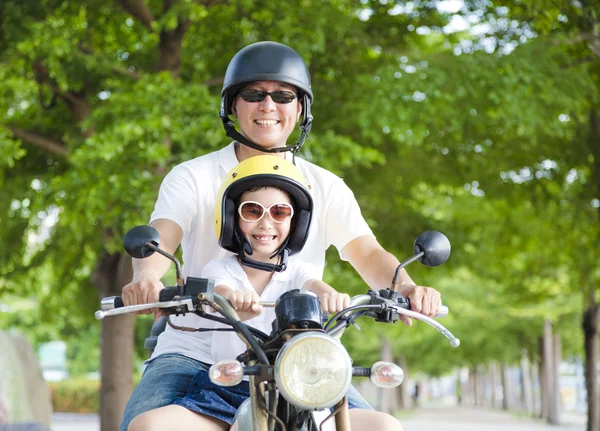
[96,227,460,431]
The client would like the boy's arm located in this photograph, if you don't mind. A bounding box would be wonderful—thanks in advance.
[215,284,263,320]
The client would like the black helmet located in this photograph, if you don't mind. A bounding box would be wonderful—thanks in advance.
[215,155,313,273]
[219,41,314,154]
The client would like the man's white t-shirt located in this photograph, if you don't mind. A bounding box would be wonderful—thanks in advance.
[150,143,373,363]
[198,255,318,364]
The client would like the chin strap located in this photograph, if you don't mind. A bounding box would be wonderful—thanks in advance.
[240,248,289,273]
[236,230,290,272]
[220,95,313,155]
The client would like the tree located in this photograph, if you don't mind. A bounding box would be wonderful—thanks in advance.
[2,1,454,427]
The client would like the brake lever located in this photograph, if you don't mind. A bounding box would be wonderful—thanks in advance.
[387,303,460,347]
[94,298,195,320]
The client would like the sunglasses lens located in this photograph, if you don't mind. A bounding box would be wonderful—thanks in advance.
[238,90,266,103]
[238,90,296,104]
[270,91,296,104]
[240,202,265,221]
[269,204,293,222]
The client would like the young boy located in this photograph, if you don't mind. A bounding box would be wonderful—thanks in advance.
[165,155,352,428]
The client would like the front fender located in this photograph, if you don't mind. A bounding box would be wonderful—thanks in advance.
[232,398,254,431]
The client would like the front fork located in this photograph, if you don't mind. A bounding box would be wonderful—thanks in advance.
[249,376,269,431]
[245,380,351,431]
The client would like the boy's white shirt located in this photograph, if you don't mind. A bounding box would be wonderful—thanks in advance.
[204,255,317,364]
[149,142,373,363]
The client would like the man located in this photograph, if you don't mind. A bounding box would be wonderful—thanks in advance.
[121,41,441,431]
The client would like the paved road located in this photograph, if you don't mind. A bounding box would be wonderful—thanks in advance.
[51,408,586,431]
[52,414,98,431]
[402,407,585,431]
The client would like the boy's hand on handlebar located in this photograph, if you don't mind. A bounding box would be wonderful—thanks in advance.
[397,284,442,326]
[318,292,351,314]
[121,275,165,316]
[228,291,263,321]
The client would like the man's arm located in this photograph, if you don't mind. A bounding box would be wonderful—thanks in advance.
[121,218,183,313]
[341,235,441,324]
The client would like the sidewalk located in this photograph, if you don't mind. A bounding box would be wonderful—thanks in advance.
[402,407,586,431]
[51,414,98,431]
[51,408,587,431]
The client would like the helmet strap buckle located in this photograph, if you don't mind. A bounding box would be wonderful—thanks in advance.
[239,249,289,273]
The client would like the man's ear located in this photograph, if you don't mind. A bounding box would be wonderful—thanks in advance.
[231,99,237,117]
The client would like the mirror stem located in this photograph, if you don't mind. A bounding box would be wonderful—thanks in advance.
[391,251,424,289]
[146,243,184,287]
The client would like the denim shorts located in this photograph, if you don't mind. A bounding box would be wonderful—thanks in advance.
[120,353,372,430]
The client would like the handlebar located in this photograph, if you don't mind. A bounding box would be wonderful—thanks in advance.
[326,293,459,347]
[96,290,276,320]
[96,287,458,347]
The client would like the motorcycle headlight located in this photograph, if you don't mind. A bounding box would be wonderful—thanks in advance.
[274,332,352,410]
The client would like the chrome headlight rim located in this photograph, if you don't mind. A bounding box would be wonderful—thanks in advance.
[274,331,352,410]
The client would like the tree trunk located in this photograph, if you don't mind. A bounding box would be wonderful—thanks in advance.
[539,335,549,420]
[531,360,541,417]
[456,368,463,406]
[583,302,600,431]
[520,349,534,416]
[585,103,600,431]
[396,355,411,409]
[542,319,557,423]
[490,362,499,409]
[473,367,481,406]
[92,252,135,431]
[157,0,191,79]
[473,366,484,407]
[548,332,561,424]
[501,363,510,410]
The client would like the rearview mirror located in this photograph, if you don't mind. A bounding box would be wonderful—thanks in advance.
[123,225,161,259]
[414,231,451,267]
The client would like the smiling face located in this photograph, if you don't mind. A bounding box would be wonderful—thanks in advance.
[238,187,293,262]
[231,81,302,149]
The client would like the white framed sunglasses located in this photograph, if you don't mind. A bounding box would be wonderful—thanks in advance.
[238,201,294,223]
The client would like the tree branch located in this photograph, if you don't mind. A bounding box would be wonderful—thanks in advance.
[588,42,600,58]
[117,0,154,30]
[78,43,141,79]
[203,76,224,87]
[9,127,69,158]
[33,59,92,124]
[194,0,226,7]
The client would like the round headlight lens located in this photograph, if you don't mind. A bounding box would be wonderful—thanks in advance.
[274,332,352,409]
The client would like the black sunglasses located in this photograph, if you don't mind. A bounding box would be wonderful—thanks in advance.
[237,89,297,104]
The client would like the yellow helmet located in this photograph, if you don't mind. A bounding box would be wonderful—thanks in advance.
[215,155,313,270]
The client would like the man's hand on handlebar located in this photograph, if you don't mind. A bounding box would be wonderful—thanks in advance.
[121,274,165,317]
[395,284,442,326]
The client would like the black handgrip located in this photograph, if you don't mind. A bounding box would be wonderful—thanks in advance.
[159,286,181,302]
[103,286,179,311]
